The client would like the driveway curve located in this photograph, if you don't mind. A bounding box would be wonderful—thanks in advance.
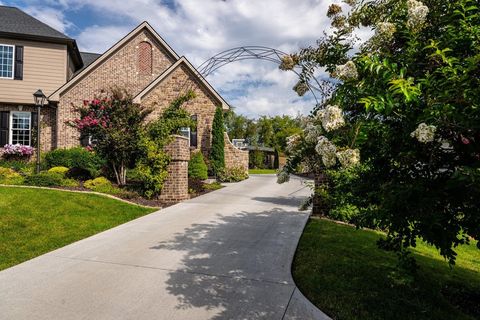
[0,175,329,320]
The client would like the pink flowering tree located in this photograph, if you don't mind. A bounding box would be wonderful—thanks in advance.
[68,89,151,185]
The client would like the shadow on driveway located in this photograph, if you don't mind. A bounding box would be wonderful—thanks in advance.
[150,207,307,319]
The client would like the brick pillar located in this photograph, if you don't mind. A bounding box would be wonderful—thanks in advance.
[159,135,190,203]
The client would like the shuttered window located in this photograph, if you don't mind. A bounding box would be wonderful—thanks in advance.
[0,44,14,79]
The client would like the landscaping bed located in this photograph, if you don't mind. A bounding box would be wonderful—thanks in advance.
[293,218,480,320]
[0,186,155,271]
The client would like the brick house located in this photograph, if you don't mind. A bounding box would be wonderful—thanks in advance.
[0,6,248,176]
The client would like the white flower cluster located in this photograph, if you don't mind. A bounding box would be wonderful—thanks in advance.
[336,149,360,168]
[407,0,429,32]
[410,123,436,143]
[375,22,396,43]
[334,61,358,81]
[316,105,346,132]
[277,170,290,184]
[304,123,323,143]
[279,55,296,71]
[315,136,337,168]
[286,134,302,153]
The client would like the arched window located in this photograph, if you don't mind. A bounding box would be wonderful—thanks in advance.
[138,41,152,75]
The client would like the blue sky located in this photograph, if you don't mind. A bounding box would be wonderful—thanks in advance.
[2,0,354,118]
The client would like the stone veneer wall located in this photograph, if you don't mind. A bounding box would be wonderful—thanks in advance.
[57,29,177,148]
[224,132,249,173]
[0,103,56,152]
[159,135,190,202]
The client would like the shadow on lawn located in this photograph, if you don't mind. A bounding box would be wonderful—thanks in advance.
[150,206,308,319]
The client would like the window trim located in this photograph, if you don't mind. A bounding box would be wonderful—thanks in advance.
[9,111,31,146]
[0,44,15,79]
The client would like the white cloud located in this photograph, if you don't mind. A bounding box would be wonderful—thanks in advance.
[24,6,73,34]
[19,0,354,118]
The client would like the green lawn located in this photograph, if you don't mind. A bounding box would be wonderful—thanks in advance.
[0,187,155,270]
[293,218,480,320]
[249,169,277,174]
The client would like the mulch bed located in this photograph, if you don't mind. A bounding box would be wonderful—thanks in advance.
[53,178,222,208]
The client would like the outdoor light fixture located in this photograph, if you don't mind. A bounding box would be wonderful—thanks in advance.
[33,89,47,174]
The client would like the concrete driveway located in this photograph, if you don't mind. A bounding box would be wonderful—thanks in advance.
[0,175,329,320]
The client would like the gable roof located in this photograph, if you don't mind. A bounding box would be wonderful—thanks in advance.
[74,52,101,76]
[49,21,180,101]
[132,56,229,110]
[0,6,82,69]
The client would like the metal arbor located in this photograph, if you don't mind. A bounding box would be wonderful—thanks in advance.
[185,46,331,105]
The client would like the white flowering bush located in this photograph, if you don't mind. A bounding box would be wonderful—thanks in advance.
[410,123,436,143]
[279,0,480,267]
[334,61,358,81]
[407,0,429,33]
[316,105,345,132]
[315,136,337,168]
[336,149,360,168]
[375,22,396,43]
[285,134,302,154]
[304,123,323,143]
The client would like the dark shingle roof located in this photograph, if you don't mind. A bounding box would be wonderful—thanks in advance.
[0,6,72,40]
[74,52,102,75]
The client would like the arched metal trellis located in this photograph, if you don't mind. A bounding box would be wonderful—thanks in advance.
[179,46,332,106]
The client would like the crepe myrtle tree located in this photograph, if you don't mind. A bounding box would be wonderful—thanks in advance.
[279,0,480,266]
[69,88,151,186]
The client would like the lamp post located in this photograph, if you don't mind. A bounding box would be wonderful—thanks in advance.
[33,89,47,174]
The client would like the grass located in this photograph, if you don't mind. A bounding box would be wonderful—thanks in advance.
[293,218,480,320]
[0,186,155,270]
[248,168,277,174]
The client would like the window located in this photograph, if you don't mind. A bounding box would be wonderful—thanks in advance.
[179,127,190,146]
[0,45,14,79]
[10,112,31,145]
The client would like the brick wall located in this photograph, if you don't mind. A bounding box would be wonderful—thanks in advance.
[141,63,221,157]
[224,132,249,174]
[57,29,177,148]
[159,135,190,202]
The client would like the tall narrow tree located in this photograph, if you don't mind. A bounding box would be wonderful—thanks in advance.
[210,106,225,175]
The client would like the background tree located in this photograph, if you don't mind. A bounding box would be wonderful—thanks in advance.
[210,106,225,175]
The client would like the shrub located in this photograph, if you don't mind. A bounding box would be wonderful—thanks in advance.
[218,166,248,182]
[203,182,223,191]
[44,147,104,177]
[0,167,24,185]
[25,172,78,187]
[48,166,69,176]
[84,177,128,196]
[188,151,208,180]
[0,159,34,174]
[65,167,93,181]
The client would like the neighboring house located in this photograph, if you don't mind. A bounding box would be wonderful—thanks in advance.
[0,5,247,173]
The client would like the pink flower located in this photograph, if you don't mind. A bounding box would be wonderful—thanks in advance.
[461,135,470,145]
